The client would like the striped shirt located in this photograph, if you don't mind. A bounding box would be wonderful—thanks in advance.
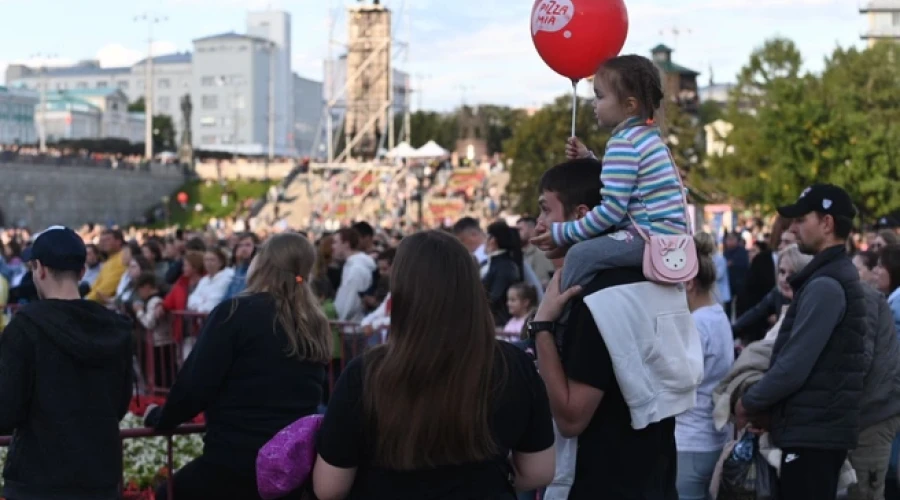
[551,116,688,245]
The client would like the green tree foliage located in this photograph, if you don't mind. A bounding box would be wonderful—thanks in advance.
[127,98,177,153]
[706,38,900,219]
[504,95,607,214]
[393,111,459,150]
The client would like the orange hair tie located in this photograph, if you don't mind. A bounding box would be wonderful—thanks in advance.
[295,276,303,284]
[645,118,655,125]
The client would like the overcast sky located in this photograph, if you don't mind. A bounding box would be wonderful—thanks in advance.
[0,0,863,110]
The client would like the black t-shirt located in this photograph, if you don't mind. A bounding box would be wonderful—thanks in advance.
[317,341,554,499]
[562,268,678,500]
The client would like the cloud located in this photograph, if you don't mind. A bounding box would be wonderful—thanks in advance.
[94,41,179,67]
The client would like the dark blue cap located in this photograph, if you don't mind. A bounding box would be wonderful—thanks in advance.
[22,226,87,272]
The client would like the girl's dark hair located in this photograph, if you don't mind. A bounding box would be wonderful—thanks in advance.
[596,54,664,121]
[142,240,163,263]
[132,254,153,272]
[693,233,718,293]
[879,245,900,295]
[855,250,879,271]
[508,282,538,311]
[363,231,500,469]
[486,221,524,281]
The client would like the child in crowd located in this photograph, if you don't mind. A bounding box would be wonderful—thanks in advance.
[313,277,341,404]
[503,282,539,336]
[133,272,175,391]
[531,54,689,290]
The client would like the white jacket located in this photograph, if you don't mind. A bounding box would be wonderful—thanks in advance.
[582,282,703,430]
[335,252,376,322]
[361,293,391,342]
[187,267,235,313]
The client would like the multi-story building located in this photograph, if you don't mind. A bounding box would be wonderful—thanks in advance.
[39,89,144,143]
[0,86,38,145]
[6,54,192,141]
[247,11,293,154]
[651,44,700,114]
[860,0,900,46]
[191,32,277,155]
[4,9,320,156]
[293,74,323,157]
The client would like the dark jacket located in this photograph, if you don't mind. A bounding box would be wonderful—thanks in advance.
[0,299,133,500]
[482,253,521,326]
[742,245,867,450]
[733,287,788,343]
[859,284,900,429]
[145,293,325,474]
[737,249,776,321]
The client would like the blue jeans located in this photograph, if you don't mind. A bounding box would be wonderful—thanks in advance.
[676,450,722,500]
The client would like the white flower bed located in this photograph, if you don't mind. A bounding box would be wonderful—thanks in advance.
[0,413,204,492]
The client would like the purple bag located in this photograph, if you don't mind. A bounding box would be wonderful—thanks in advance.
[256,414,324,500]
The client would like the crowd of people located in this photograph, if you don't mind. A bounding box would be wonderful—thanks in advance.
[1,52,900,500]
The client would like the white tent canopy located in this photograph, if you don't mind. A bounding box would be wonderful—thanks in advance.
[385,141,418,158]
[411,140,449,158]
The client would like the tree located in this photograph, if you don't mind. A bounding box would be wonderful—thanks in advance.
[128,97,177,152]
[478,105,527,155]
[128,97,146,113]
[504,95,606,214]
[392,111,458,150]
[706,38,900,218]
[152,114,177,152]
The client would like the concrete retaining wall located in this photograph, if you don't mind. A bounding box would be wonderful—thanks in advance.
[0,163,184,228]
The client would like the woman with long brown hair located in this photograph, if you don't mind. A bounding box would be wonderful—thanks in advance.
[313,230,555,500]
[145,232,331,499]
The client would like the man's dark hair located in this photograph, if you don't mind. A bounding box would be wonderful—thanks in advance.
[238,232,260,245]
[102,229,124,243]
[337,227,361,250]
[826,214,854,240]
[45,269,81,282]
[517,216,537,227]
[539,158,603,215]
[185,237,206,252]
[352,221,375,239]
[377,247,397,264]
[452,217,481,235]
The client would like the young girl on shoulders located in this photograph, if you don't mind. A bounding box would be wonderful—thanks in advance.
[531,54,689,289]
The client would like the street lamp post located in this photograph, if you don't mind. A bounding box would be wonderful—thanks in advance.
[29,52,58,153]
[135,13,168,162]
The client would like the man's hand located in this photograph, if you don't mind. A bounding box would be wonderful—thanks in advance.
[566,137,591,160]
[534,271,582,323]
[531,231,558,252]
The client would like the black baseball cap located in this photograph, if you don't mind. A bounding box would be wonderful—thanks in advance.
[22,226,87,272]
[777,184,857,219]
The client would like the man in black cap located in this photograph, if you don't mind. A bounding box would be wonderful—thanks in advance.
[735,184,868,500]
[0,226,133,500]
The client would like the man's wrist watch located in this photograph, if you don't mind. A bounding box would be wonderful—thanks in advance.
[527,321,556,338]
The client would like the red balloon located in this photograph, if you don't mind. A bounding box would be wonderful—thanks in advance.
[177,191,188,204]
[531,0,629,80]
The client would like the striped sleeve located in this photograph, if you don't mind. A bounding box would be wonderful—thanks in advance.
[551,137,639,246]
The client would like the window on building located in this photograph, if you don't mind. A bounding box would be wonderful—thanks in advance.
[201,135,216,145]
[201,95,219,110]
[97,81,108,88]
[893,12,900,25]
[200,116,216,127]
[158,78,171,89]
[158,96,170,111]
[118,80,129,89]
[76,82,88,89]
[201,76,216,87]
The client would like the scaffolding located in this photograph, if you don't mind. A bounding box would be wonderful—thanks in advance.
[315,0,412,168]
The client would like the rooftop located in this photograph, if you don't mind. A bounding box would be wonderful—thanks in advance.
[193,31,271,45]
[43,65,131,78]
[860,0,900,12]
[134,52,192,66]
[651,44,700,76]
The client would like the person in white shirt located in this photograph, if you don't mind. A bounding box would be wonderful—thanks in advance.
[332,228,375,322]
[187,247,234,314]
[676,232,736,500]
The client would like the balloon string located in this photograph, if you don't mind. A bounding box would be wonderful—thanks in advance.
[570,79,579,138]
